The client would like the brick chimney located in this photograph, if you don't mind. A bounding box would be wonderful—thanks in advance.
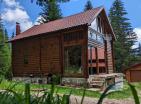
[16,22,21,35]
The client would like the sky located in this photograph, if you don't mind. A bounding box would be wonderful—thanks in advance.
[1,0,141,46]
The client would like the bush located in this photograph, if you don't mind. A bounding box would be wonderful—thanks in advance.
[52,74,61,85]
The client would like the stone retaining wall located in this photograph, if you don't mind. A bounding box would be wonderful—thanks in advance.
[12,77,47,84]
[62,77,87,86]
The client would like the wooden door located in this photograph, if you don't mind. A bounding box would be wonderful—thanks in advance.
[131,70,141,82]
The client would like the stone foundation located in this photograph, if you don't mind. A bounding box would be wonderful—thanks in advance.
[61,77,87,86]
[12,77,47,84]
[13,77,87,86]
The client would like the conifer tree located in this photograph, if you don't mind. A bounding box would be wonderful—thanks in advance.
[84,0,93,11]
[4,29,9,41]
[11,32,15,38]
[39,0,62,23]
[36,0,69,6]
[109,0,137,72]
[138,43,141,56]
[0,16,11,79]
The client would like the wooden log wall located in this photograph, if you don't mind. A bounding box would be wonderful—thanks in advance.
[12,38,40,76]
[106,39,113,73]
[12,26,88,78]
[41,34,61,75]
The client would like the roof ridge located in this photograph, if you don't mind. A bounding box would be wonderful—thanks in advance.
[35,6,103,26]
[10,6,104,41]
[59,6,103,20]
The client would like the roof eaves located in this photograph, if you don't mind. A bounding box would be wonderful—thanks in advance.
[124,62,141,71]
[9,23,88,42]
[102,8,116,40]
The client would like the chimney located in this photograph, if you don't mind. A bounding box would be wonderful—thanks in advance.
[16,22,21,35]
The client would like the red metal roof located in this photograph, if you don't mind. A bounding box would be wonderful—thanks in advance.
[125,62,141,70]
[11,7,104,41]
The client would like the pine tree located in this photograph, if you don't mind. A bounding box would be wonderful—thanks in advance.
[138,43,141,56]
[84,0,93,11]
[109,0,137,72]
[39,0,62,23]
[11,32,15,38]
[0,16,11,79]
[36,0,69,6]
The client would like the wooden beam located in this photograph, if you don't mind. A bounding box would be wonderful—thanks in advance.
[90,46,93,75]
[104,39,108,74]
[60,33,63,77]
[111,40,115,73]
[95,47,99,74]
[84,26,88,78]
[39,37,42,76]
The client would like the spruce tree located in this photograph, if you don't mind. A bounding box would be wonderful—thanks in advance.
[84,0,93,11]
[138,43,141,56]
[11,32,15,38]
[36,0,69,6]
[109,0,137,72]
[0,16,11,79]
[39,0,62,23]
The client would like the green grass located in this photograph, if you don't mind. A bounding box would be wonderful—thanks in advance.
[0,80,140,100]
[132,82,141,90]
[107,89,132,99]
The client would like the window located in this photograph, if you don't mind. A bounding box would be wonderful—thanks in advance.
[88,31,104,44]
[64,45,82,74]
[99,59,105,63]
[99,67,106,73]
[89,67,97,75]
[97,35,104,44]
[97,17,103,33]
[88,59,96,63]
[88,31,97,40]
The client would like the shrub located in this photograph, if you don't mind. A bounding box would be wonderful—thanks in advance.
[52,74,61,85]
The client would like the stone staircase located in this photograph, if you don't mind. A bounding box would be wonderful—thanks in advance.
[88,75,106,88]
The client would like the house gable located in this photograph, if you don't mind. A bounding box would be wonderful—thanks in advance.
[89,9,115,40]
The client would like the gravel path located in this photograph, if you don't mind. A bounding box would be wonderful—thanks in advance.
[70,95,135,104]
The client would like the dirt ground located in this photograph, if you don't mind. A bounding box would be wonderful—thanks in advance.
[70,95,135,104]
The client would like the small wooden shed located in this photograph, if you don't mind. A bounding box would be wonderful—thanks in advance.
[125,62,141,82]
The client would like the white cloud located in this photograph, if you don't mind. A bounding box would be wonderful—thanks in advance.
[134,28,141,41]
[1,0,33,32]
[34,16,42,25]
[131,28,141,49]
[4,0,19,7]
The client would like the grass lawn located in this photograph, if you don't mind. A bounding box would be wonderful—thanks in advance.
[0,80,140,99]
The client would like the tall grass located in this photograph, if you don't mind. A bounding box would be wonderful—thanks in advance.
[0,81,71,104]
[0,80,140,104]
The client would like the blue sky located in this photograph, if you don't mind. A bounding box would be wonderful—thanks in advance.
[1,0,141,44]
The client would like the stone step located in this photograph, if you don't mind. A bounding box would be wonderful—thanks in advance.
[89,81,104,86]
[88,76,106,87]
[88,78,105,82]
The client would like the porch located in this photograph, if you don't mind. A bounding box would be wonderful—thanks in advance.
[88,73,124,90]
